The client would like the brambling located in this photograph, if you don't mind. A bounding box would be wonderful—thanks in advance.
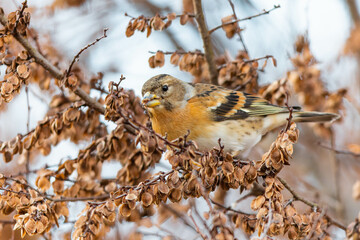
[141,74,340,153]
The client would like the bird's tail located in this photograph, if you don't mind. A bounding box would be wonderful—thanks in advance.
[292,111,340,123]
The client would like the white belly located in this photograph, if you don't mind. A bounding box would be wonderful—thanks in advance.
[193,120,262,154]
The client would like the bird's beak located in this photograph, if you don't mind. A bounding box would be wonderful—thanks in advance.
[142,92,161,108]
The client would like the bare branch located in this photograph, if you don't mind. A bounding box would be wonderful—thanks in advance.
[192,0,218,85]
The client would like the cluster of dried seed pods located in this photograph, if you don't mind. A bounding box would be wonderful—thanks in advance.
[0,103,89,162]
[285,36,345,138]
[0,176,68,238]
[125,12,193,38]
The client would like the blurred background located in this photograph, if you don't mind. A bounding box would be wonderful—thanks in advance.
[1,0,360,239]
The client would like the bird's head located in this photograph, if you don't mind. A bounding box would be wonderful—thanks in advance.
[141,74,194,112]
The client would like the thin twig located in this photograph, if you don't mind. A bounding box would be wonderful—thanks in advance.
[277,176,347,231]
[156,225,185,240]
[25,85,30,179]
[277,176,318,209]
[227,0,248,53]
[29,86,48,104]
[50,194,110,202]
[192,0,218,85]
[218,55,275,70]
[0,187,30,196]
[188,210,208,240]
[148,50,204,55]
[66,28,108,78]
[318,142,360,157]
[209,5,280,34]
[331,132,344,219]
[244,55,275,64]
[27,28,44,55]
[210,198,253,217]
[233,183,265,207]
[139,231,167,239]
[325,215,347,231]
[192,200,211,235]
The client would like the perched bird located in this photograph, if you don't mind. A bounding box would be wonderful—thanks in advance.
[141,74,340,154]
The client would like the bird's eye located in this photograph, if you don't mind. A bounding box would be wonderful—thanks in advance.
[162,85,168,92]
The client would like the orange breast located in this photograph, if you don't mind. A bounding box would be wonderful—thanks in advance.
[149,102,212,141]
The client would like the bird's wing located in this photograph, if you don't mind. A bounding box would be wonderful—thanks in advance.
[187,83,297,121]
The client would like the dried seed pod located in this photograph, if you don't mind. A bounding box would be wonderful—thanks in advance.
[125,23,135,37]
[154,51,165,67]
[180,13,189,25]
[251,196,265,211]
[222,161,234,175]
[221,15,240,39]
[170,52,180,65]
[141,192,153,207]
[119,204,132,217]
[148,55,156,68]
[16,64,30,79]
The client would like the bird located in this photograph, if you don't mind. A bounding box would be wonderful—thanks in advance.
[141,74,340,154]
